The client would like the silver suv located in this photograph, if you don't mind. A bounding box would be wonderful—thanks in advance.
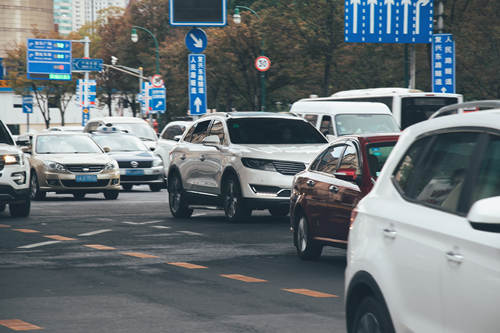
[0,121,31,217]
[167,112,328,221]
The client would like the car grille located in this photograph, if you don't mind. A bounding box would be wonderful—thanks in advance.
[61,179,110,187]
[272,161,306,176]
[118,161,153,168]
[66,165,105,173]
[120,175,161,182]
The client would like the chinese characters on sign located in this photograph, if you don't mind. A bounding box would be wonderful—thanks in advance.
[27,38,72,80]
[188,54,207,115]
[432,33,455,93]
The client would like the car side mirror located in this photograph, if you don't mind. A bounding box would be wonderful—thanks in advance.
[16,139,30,146]
[202,135,220,147]
[103,146,111,153]
[150,147,156,151]
[21,146,31,154]
[467,196,500,233]
[174,135,182,142]
[334,168,358,182]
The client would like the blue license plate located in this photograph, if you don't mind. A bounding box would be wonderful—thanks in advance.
[75,175,98,183]
[125,169,144,176]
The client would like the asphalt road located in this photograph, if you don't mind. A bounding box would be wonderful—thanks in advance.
[0,187,347,333]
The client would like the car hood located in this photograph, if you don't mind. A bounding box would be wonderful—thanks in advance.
[0,144,22,154]
[140,140,157,150]
[108,151,154,161]
[237,144,327,164]
[34,153,113,165]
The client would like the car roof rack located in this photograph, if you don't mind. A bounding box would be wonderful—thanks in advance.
[430,100,500,119]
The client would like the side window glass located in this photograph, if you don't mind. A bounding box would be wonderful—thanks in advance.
[183,125,196,143]
[338,145,359,171]
[190,120,211,144]
[315,145,345,174]
[209,121,226,145]
[393,136,431,194]
[320,116,334,136]
[164,125,184,140]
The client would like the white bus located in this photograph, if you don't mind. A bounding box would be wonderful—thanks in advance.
[323,88,463,129]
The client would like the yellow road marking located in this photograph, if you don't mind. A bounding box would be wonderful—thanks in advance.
[0,224,11,228]
[12,229,39,233]
[168,262,207,269]
[44,235,76,241]
[84,244,116,250]
[0,319,42,330]
[220,274,267,283]
[282,288,338,298]
[120,252,159,259]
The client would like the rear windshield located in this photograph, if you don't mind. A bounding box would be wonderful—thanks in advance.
[335,114,399,136]
[401,97,459,129]
[366,141,397,179]
[227,118,327,144]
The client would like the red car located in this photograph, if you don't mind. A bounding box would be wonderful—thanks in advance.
[290,134,400,259]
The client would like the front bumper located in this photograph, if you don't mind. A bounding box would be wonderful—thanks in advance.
[119,166,166,185]
[0,185,30,203]
[239,167,295,201]
[39,170,120,193]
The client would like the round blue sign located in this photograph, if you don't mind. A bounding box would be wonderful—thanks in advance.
[185,28,207,53]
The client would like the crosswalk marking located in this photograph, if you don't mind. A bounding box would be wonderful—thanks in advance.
[120,252,159,259]
[220,274,267,283]
[44,235,76,241]
[282,288,338,298]
[18,241,61,249]
[12,229,39,233]
[178,230,203,236]
[78,229,112,236]
[84,244,116,250]
[0,319,42,330]
[168,262,208,269]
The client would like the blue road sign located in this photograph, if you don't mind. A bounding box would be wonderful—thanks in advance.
[76,79,97,108]
[344,0,433,43]
[150,87,166,113]
[185,29,207,53]
[170,0,227,27]
[188,54,207,116]
[22,95,33,114]
[140,82,151,114]
[432,34,455,93]
[72,58,103,71]
[27,38,72,80]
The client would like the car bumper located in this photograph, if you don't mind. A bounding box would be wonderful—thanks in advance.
[38,170,120,192]
[119,167,166,185]
[239,168,295,201]
[0,185,30,203]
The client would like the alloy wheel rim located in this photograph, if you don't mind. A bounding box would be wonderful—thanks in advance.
[225,181,237,218]
[356,312,381,333]
[30,175,37,199]
[298,217,307,252]
[170,177,182,212]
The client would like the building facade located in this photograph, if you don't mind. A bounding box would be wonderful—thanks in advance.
[54,0,72,35]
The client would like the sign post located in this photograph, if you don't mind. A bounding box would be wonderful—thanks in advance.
[188,54,207,116]
[432,33,455,93]
[27,39,72,80]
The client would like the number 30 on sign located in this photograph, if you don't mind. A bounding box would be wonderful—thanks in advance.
[255,56,271,72]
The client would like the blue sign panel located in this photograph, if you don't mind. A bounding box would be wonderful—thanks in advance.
[27,38,72,80]
[432,34,455,93]
[76,79,97,108]
[188,54,207,116]
[344,0,433,43]
[170,0,227,26]
[185,28,207,53]
[150,87,166,113]
[72,58,103,71]
[22,95,33,114]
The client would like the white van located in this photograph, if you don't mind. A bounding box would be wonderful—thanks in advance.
[289,99,400,137]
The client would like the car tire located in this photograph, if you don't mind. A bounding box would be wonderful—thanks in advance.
[168,173,193,218]
[122,184,133,191]
[103,190,119,200]
[149,184,162,192]
[30,172,46,201]
[222,175,251,222]
[9,199,31,218]
[269,207,289,217]
[294,214,322,260]
[350,296,395,333]
[73,192,86,200]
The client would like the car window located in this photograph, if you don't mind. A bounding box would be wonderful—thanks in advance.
[93,134,147,152]
[0,121,14,145]
[303,114,318,127]
[209,120,226,145]
[36,135,102,154]
[335,114,400,136]
[183,124,196,142]
[189,120,211,144]
[339,145,359,171]
[315,145,345,174]
[366,141,398,179]
[163,125,185,140]
[393,136,432,193]
[319,115,334,136]
[86,122,101,133]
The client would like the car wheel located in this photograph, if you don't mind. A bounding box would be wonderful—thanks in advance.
[269,207,289,217]
[122,184,133,191]
[149,184,162,192]
[350,296,395,333]
[73,192,86,200]
[294,214,322,260]
[103,190,119,200]
[222,175,251,222]
[30,172,46,201]
[168,173,193,218]
[0,203,6,212]
[9,199,31,218]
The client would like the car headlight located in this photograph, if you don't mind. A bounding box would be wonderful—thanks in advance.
[2,154,21,165]
[104,161,118,171]
[44,160,67,173]
[152,156,163,167]
[241,158,276,172]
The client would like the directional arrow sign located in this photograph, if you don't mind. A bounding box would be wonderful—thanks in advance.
[432,34,455,93]
[27,38,72,80]
[188,54,207,116]
[22,95,33,114]
[185,28,207,53]
[72,58,103,71]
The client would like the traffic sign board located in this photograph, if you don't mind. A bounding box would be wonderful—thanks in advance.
[432,34,455,93]
[72,58,103,71]
[170,0,226,26]
[185,28,207,53]
[76,79,97,108]
[150,87,166,113]
[255,56,271,72]
[344,0,434,43]
[27,38,72,80]
[22,95,33,114]
[151,75,164,88]
[188,54,207,116]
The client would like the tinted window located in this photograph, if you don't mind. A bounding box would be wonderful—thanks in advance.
[319,116,334,135]
[163,125,186,140]
[469,135,500,207]
[209,121,226,145]
[183,124,196,142]
[0,122,14,145]
[93,134,147,152]
[189,120,211,144]
[335,114,399,136]
[393,137,432,194]
[314,145,345,174]
[401,97,459,129]
[339,145,359,171]
[366,141,397,179]
[227,118,327,144]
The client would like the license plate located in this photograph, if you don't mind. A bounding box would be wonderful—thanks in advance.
[125,169,144,176]
[75,175,98,183]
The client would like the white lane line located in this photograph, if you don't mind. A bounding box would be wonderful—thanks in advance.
[78,229,112,236]
[123,220,162,225]
[178,231,204,236]
[18,241,61,249]
[151,226,171,229]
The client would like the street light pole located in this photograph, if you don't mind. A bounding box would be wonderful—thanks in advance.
[131,26,160,75]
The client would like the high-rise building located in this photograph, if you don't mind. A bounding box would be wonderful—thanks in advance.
[72,0,129,32]
[54,0,72,35]
[72,0,86,32]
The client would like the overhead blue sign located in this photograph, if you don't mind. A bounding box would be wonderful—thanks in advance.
[432,33,455,94]
[72,58,103,71]
[344,0,433,43]
[170,0,226,27]
[150,87,166,113]
[22,95,33,114]
[185,28,208,53]
[27,38,72,80]
[188,54,207,116]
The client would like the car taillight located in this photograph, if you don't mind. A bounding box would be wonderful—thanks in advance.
[350,208,359,229]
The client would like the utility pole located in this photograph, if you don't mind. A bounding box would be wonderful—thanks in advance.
[437,0,444,33]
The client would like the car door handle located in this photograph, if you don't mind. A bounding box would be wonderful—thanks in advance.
[329,185,339,193]
[446,251,464,264]
[383,227,397,239]
[199,155,206,161]
[180,154,186,160]
[306,180,315,187]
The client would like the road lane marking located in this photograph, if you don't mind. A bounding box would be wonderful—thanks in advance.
[78,229,112,236]
[168,262,208,269]
[12,229,39,233]
[0,224,11,228]
[220,274,267,283]
[151,226,171,229]
[18,241,61,249]
[178,231,204,236]
[0,319,42,330]
[44,235,76,241]
[84,244,116,250]
[120,252,159,258]
[282,289,338,298]
[122,221,162,225]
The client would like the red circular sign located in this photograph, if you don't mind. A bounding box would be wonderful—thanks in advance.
[255,56,271,72]
[151,74,164,88]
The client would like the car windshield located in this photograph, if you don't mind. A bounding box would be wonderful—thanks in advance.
[115,123,157,141]
[335,114,400,136]
[227,118,327,144]
[93,134,147,152]
[366,141,397,179]
[36,135,102,154]
[0,122,14,145]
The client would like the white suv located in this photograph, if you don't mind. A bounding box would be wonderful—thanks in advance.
[345,110,500,333]
[0,121,31,217]
[167,112,328,221]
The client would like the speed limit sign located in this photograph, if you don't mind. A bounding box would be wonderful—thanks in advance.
[255,56,271,72]
[151,74,164,88]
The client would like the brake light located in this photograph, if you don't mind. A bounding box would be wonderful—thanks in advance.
[350,208,359,229]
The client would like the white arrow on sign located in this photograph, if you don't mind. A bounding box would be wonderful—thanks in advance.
[415,0,430,34]
[441,87,447,93]
[384,0,394,34]
[194,97,202,113]
[155,101,163,108]
[402,0,411,35]
[190,33,203,48]
[351,0,361,34]
[368,0,378,34]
